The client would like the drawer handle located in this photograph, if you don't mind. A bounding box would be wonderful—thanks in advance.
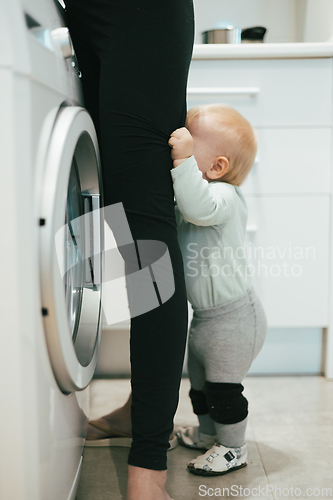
[187,87,260,97]
[246,225,258,233]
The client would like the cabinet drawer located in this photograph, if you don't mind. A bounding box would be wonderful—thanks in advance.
[242,128,331,195]
[188,58,332,127]
[245,196,329,327]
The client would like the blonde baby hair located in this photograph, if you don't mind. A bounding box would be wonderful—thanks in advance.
[187,103,257,186]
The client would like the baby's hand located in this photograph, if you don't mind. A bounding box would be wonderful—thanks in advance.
[168,127,193,168]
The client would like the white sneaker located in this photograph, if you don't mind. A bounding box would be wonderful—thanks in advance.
[187,442,248,476]
[176,426,216,450]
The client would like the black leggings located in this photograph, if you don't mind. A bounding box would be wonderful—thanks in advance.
[65,0,194,470]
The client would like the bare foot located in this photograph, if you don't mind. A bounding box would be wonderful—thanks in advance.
[127,465,173,500]
[86,393,177,445]
[86,411,132,440]
[86,394,132,440]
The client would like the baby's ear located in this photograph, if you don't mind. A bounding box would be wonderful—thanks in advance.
[207,156,229,180]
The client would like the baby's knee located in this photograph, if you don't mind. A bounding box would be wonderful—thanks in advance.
[205,381,248,424]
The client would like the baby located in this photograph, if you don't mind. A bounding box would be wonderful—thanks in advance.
[168,103,267,476]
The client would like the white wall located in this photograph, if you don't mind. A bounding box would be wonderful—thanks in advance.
[296,0,333,42]
[193,0,298,44]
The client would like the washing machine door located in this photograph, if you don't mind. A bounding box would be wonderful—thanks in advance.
[39,106,104,394]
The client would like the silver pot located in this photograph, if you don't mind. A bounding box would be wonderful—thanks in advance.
[202,26,267,44]
[202,27,242,44]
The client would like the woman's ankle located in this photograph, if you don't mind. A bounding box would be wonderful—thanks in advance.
[127,465,172,500]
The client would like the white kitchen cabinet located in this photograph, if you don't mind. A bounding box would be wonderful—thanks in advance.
[242,128,331,195]
[188,58,332,127]
[245,196,329,327]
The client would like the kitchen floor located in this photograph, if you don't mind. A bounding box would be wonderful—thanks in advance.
[76,376,333,500]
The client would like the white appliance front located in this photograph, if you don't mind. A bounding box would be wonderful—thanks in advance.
[0,0,104,498]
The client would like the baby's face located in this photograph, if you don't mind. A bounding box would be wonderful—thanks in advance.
[186,113,221,180]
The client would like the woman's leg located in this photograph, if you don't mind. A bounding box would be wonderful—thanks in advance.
[66,0,194,478]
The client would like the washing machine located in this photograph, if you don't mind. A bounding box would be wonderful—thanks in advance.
[0,0,104,498]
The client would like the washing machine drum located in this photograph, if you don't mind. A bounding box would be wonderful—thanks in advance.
[39,106,104,394]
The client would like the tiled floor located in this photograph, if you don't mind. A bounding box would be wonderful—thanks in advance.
[76,376,333,500]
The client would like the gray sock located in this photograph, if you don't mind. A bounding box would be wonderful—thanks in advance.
[214,416,248,448]
[198,414,216,436]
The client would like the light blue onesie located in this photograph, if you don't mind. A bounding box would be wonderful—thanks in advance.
[171,155,252,308]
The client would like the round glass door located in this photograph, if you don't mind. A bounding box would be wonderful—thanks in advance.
[64,157,84,343]
[39,106,103,394]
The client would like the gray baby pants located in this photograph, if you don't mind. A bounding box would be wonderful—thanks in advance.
[188,287,267,447]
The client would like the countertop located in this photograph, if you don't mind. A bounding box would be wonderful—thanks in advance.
[192,42,333,60]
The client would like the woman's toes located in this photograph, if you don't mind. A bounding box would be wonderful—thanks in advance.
[86,422,109,440]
